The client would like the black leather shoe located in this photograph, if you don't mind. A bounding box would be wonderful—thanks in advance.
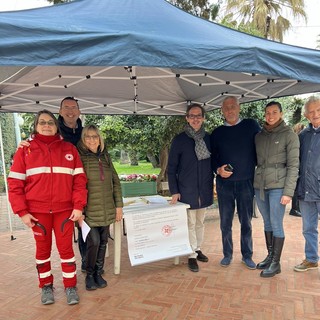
[196,250,209,262]
[94,273,107,288]
[188,258,199,272]
[289,209,301,217]
[85,274,98,291]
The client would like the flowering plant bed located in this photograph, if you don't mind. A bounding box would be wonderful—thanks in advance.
[119,174,158,183]
[119,174,158,197]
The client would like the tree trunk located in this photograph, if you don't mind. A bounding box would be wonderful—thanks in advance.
[146,152,159,168]
[264,15,271,39]
[157,146,170,196]
[129,150,139,166]
[292,107,302,124]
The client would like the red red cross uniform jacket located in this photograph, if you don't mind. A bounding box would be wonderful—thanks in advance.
[8,133,87,216]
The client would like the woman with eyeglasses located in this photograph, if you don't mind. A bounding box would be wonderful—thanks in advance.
[77,124,123,291]
[8,109,87,305]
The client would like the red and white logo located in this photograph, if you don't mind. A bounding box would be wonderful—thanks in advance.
[65,154,74,161]
[161,225,172,237]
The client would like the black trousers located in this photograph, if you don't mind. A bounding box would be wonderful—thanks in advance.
[86,225,110,274]
[291,191,300,212]
[77,227,87,265]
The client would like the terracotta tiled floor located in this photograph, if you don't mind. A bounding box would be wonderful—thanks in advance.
[0,196,319,320]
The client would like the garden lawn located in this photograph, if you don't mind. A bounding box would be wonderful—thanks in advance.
[114,161,160,175]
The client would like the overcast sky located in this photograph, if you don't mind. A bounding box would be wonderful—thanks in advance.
[282,0,319,49]
[0,0,50,11]
[0,0,319,49]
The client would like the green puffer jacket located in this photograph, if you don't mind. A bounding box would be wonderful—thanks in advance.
[254,120,299,199]
[78,145,123,227]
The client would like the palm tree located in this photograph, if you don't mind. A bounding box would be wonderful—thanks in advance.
[168,0,221,21]
[224,0,306,42]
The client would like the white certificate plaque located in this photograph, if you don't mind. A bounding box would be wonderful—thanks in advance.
[124,201,192,266]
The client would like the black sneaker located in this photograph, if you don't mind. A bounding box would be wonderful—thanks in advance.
[196,250,209,262]
[188,258,199,272]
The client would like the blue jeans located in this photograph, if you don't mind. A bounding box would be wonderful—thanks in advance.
[254,188,286,238]
[216,178,254,259]
[299,200,320,263]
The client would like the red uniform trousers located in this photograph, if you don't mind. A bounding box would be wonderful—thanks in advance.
[31,210,77,289]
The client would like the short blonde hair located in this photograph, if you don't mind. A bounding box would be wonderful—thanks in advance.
[79,124,105,152]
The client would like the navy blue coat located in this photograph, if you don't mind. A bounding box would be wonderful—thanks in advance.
[167,132,213,209]
[297,124,320,201]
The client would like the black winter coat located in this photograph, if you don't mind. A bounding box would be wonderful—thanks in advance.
[58,116,83,146]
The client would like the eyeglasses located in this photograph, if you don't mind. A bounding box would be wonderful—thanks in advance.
[187,114,203,119]
[84,135,99,140]
[61,105,79,111]
[38,120,56,126]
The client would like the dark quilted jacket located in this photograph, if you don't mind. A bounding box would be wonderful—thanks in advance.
[78,145,123,227]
